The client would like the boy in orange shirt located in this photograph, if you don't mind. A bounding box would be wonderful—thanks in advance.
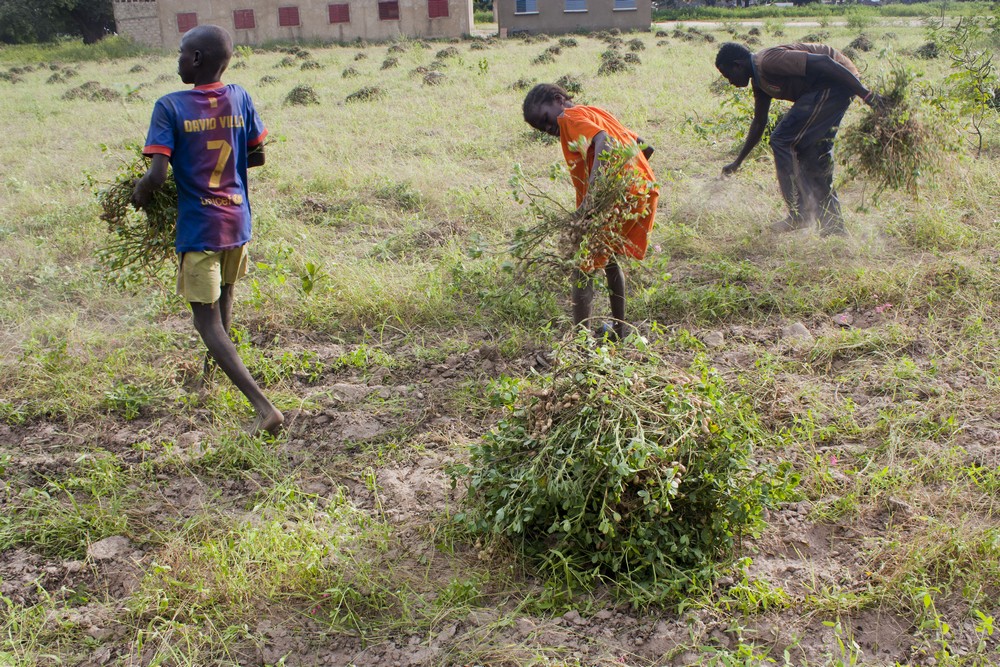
[522,83,658,341]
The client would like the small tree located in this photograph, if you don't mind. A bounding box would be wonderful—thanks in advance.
[0,0,114,45]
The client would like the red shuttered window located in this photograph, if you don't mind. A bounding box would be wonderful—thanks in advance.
[328,3,350,23]
[278,6,300,27]
[176,12,198,33]
[233,9,255,30]
[428,0,449,18]
[378,1,400,20]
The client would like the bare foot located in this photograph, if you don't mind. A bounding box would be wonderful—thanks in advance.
[249,409,284,437]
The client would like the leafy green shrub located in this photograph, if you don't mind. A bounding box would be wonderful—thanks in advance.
[452,339,798,603]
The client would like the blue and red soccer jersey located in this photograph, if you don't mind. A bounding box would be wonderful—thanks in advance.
[143,82,267,253]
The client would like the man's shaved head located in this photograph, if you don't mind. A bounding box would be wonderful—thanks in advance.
[181,25,233,71]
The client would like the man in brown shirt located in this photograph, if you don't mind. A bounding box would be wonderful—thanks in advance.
[714,42,883,235]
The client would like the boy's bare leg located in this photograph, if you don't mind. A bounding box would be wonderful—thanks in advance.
[191,301,283,435]
[202,283,236,379]
[571,268,595,329]
[605,262,627,340]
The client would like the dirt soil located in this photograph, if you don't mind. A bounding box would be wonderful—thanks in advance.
[2,309,998,667]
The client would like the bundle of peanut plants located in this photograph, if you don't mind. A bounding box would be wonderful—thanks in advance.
[452,337,798,603]
[95,145,177,286]
[509,141,653,280]
[839,66,958,197]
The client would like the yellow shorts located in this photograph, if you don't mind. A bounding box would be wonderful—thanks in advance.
[176,245,249,304]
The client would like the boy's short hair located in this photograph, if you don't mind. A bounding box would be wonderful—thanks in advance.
[185,25,234,70]
[522,83,571,123]
[715,42,752,70]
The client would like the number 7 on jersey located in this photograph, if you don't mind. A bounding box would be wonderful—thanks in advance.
[206,140,233,189]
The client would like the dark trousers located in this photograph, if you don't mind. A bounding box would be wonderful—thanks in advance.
[769,86,853,231]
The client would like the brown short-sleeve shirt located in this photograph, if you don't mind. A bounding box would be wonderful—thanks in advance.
[751,43,859,101]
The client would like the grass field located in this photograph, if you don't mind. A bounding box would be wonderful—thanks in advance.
[1,13,999,667]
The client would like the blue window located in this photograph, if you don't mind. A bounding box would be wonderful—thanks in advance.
[614,0,637,8]
[515,0,537,13]
[565,0,586,10]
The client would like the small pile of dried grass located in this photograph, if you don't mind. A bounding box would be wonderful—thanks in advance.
[423,71,446,86]
[915,41,940,59]
[95,146,177,284]
[129,64,147,73]
[276,56,297,68]
[230,60,247,70]
[511,76,536,91]
[623,52,641,65]
[284,84,319,106]
[342,67,360,79]
[436,46,461,59]
[388,43,409,54]
[346,85,386,102]
[46,72,64,84]
[300,60,323,70]
[354,52,368,61]
[259,75,280,86]
[381,57,399,70]
[63,81,120,101]
[597,51,632,76]
[555,74,582,96]
[532,52,556,66]
[840,67,956,197]
[849,34,874,52]
[627,38,645,52]
[559,37,578,48]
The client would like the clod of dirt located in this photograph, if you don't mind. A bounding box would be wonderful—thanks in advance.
[346,85,387,102]
[284,84,320,106]
[87,535,131,561]
[781,322,814,343]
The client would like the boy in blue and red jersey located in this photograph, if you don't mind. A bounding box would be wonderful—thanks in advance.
[132,25,283,436]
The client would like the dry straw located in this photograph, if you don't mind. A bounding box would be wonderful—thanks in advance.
[95,146,177,284]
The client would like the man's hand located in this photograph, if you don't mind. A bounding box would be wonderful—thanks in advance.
[131,178,153,210]
[865,91,888,111]
[722,161,741,176]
